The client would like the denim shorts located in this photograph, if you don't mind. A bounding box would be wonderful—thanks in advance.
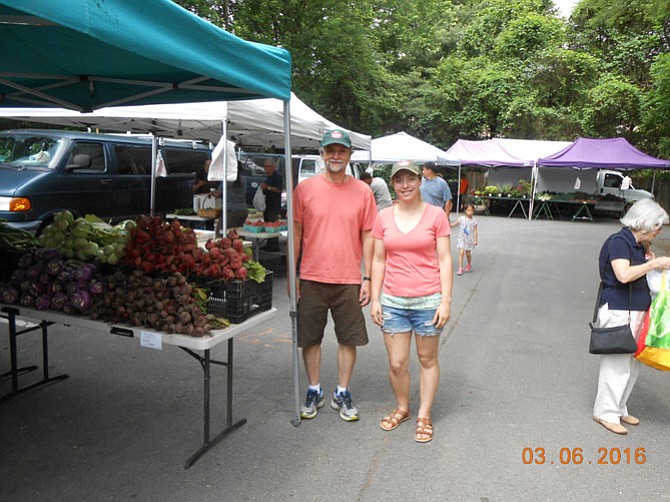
[380,304,443,337]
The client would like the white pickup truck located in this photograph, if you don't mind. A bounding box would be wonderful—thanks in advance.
[595,170,653,202]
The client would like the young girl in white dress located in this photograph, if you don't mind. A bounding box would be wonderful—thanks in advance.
[452,204,478,275]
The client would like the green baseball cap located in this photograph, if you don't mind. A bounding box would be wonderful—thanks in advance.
[321,129,352,148]
[391,160,421,178]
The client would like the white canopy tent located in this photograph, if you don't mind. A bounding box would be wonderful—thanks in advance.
[351,131,452,164]
[0,92,371,150]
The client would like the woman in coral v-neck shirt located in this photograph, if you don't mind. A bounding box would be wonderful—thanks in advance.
[370,160,453,443]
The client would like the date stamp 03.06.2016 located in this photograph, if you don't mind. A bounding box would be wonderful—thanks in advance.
[522,447,647,466]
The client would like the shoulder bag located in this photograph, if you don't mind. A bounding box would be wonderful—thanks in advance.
[589,282,637,355]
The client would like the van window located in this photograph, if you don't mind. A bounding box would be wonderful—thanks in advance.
[113,144,151,175]
[301,158,317,175]
[67,142,106,172]
[0,133,62,167]
[163,147,210,175]
[603,173,622,189]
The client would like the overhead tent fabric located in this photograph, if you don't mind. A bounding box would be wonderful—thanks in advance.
[537,137,670,170]
[0,93,371,150]
[440,138,573,167]
[0,1,306,427]
[0,0,291,110]
[350,131,452,164]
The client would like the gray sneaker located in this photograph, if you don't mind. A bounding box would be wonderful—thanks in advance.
[300,389,325,419]
[330,389,359,421]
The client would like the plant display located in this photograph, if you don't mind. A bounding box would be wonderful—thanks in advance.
[0,214,270,336]
[0,248,103,315]
[0,220,39,251]
[38,211,132,264]
[88,269,227,337]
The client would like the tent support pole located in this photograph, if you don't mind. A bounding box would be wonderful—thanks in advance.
[283,100,301,427]
[221,119,228,237]
[529,163,538,220]
[150,134,157,216]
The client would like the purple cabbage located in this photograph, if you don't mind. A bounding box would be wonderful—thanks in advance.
[46,258,64,276]
[25,265,41,279]
[49,282,64,295]
[1,285,19,304]
[65,281,84,297]
[20,294,34,307]
[71,290,92,312]
[57,268,73,283]
[50,291,68,311]
[10,269,25,283]
[89,279,104,296]
[73,264,94,283]
[35,293,52,310]
[27,281,45,297]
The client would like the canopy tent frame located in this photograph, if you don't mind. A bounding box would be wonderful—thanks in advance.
[0,0,307,461]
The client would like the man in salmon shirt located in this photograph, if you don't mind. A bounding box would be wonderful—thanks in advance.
[293,129,377,422]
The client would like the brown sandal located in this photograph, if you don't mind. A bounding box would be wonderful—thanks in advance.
[415,417,433,443]
[380,409,411,431]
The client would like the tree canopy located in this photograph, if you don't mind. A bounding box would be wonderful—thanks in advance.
[175,0,670,158]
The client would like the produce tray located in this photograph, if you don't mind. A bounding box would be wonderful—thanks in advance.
[207,271,273,324]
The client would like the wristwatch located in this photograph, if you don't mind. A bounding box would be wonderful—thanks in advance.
[362,276,371,281]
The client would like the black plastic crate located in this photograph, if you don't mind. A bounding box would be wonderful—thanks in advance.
[259,251,286,278]
[207,271,273,324]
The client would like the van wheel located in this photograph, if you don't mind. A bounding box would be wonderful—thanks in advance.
[35,217,53,237]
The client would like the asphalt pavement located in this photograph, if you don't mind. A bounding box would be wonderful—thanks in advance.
[2,214,670,501]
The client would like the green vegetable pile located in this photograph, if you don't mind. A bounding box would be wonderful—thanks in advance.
[0,220,39,250]
[38,210,136,264]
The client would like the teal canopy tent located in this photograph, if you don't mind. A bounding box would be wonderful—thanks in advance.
[0,0,306,448]
[0,0,291,111]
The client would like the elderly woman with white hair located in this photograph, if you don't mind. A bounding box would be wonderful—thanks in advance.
[593,199,670,435]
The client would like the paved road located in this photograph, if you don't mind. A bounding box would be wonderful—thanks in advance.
[2,216,670,501]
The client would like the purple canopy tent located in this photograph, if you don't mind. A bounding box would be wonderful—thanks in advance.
[538,138,670,199]
[440,138,572,217]
[537,137,670,170]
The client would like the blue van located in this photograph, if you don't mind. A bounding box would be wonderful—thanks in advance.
[0,129,211,233]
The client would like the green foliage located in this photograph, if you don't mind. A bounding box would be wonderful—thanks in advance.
[171,0,669,165]
[579,75,643,138]
[642,52,670,158]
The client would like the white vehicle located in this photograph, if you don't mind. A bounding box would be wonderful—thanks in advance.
[595,170,653,202]
[292,154,360,184]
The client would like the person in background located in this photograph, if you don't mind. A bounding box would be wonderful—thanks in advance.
[293,129,377,422]
[208,167,248,236]
[360,171,393,211]
[593,199,670,435]
[451,203,478,275]
[260,158,283,251]
[458,174,469,211]
[192,158,219,194]
[421,161,452,220]
[370,160,452,443]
